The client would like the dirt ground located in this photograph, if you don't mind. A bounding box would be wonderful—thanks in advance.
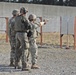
[0,32,75,75]
[0,41,76,75]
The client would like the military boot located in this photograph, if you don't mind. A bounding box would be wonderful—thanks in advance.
[14,62,21,69]
[9,62,15,67]
[9,59,15,67]
[22,62,30,71]
[31,63,40,69]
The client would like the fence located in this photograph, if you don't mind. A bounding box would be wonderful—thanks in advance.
[0,16,75,49]
[36,16,75,49]
[36,16,60,45]
[60,16,76,49]
[0,17,8,44]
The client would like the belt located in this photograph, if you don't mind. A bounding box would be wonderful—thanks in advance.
[16,31,27,33]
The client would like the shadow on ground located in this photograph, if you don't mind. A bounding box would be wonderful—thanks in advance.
[0,64,21,72]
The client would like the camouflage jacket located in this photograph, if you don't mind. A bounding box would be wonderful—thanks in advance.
[8,17,16,39]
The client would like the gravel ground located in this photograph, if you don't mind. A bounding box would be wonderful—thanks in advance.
[0,43,76,75]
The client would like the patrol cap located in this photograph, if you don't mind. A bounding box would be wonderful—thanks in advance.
[28,14,36,21]
[12,9,19,16]
[20,7,28,14]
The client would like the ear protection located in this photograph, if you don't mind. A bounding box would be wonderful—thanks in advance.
[20,7,27,14]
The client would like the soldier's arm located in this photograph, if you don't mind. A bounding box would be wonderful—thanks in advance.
[21,16,31,29]
[22,16,29,24]
[34,21,45,28]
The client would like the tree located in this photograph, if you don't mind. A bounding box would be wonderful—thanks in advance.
[58,0,63,5]
[64,0,69,6]
[0,0,4,1]
[69,0,76,6]
[47,0,55,5]
[40,0,55,5]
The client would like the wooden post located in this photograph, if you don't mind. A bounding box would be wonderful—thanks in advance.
[66,18,69,49]
[5,17,9,42]
[66,34,69,49]
[60,16,62,48]
[40,17,43,46]
[74,17,76,49]
[60,34,63,48]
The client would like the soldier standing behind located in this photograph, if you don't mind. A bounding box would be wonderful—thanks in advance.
[28,14,46,69]
[8,9,19,66]
[14,7,30,71]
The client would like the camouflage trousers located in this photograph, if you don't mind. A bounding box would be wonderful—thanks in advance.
[28,37,38,65]
[10,36,16,63]
[15,32,29,68]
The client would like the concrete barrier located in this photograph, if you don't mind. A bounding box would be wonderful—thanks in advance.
[0,2,76,32]
[0,2,76,17]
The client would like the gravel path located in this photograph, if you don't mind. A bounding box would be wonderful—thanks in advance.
[0,43,76,75]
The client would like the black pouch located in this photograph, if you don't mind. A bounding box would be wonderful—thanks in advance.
[27,31,32,37]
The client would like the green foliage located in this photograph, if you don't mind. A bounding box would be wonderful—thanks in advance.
[1,0,76,6]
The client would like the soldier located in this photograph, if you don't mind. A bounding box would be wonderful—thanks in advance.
[8,9,19,66]
[28,14,46,69]
[14,7,30,71]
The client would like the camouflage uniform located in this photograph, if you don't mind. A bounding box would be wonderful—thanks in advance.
[28,14,44,69]
[28,22,38,65]
[8,9,19,66]
[14,7,30,71]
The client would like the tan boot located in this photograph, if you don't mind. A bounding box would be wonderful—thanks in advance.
[31,64,40,69]
[22,63,30,71]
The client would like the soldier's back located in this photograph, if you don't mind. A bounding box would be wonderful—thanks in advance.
[9,17,15,37]
[15,15,28,32]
